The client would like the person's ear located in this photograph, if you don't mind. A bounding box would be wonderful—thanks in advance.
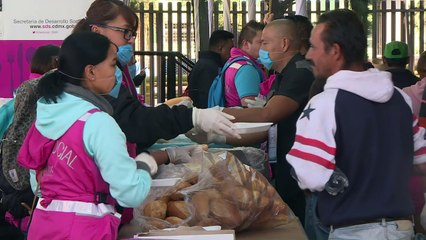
[282,37,291,52]
[242,39,249,49]
[84,65,96,81]
[217,44,224,52]
[330,43,344,63]
[91,24,100,34]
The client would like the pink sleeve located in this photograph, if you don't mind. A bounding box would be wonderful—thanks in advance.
[402,78,426,115]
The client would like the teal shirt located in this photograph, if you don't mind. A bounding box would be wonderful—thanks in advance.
[234,65,262,98]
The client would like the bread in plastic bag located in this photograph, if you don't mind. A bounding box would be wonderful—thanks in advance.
[133,149,294,232]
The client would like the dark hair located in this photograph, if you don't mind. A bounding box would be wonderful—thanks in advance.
[73,0,138,33]
[237,20,265,48]
[284,15,313,51]
[208,30,234,50]
[317,9,367,67]
[30,45,60,74]
[38,32,113,103]
[384,57,408,68]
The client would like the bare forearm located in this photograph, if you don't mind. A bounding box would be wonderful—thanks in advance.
[149,150,170,165]
[223,108,270,123]
[226,131,268,146]
[413,163,426,175]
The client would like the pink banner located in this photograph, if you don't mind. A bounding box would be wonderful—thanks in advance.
[0,40,63,97]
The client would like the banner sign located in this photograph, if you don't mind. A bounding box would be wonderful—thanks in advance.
[0,0,93,97]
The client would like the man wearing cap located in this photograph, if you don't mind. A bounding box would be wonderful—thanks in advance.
[384,41,419,89]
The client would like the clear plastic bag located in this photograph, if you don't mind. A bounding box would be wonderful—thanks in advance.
[133,149,294,232]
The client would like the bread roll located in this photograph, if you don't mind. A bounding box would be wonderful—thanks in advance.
[165,216,185,225]
[164,96,192,107]
[145,218,168,229]
[250,210,270,227]
[196,217,220,227]
[271,199,288,215]
[258,196,271,210]
[169,181,192,201]
[169,192,185,201]
[143,200,167,219]
[251,211,289,229]
[251,178,267,192]
[201,144,209,151]
[167,201,191,220]
[175,181,192,191]
[187,175,199,185]
[191,191,210,219]
[222,185,253,210]
[203,188,222,199]
[266,185,276,198]
[210,199,241,228]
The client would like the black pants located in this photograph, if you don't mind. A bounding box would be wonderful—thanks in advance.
[273,161,306,225]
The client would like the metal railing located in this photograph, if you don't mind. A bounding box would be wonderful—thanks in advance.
[134,0,426,105]
[134,51,194,106]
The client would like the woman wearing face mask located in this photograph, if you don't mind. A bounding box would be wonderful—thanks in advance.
[73,0,239,157]
[18,32,154,240]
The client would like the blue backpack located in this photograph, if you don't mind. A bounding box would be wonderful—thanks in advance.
[207,56,263,108]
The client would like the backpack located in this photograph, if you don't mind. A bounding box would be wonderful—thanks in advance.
[207,56,263,108]
[1,79,40,192]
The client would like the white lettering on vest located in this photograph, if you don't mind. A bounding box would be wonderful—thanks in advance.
[52,141,78,170]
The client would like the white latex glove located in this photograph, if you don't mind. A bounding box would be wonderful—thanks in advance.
[185,128,226,144]
[165,145,204,164]
[135,153,158,176]
[175,99,193,108]
[192,107,241,139]
[245,97,266,108]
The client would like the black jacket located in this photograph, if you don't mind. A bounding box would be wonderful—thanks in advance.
[104,85,194,152]
[387,68,419,89]
[188,51,224,108]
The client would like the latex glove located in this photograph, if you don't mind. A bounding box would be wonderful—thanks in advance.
[185,128,226,144]
[135,153,158,176]
[192,107,241,139]
[324,167,349,196]
[165,145,204,164]
[245,97,266,108]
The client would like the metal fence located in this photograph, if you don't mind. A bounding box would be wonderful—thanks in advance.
[134,0,426,105]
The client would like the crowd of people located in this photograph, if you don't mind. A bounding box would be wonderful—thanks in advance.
[2,1,426,240]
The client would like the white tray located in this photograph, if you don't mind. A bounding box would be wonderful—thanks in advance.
[151,178,181,187]
[234,122,273,134]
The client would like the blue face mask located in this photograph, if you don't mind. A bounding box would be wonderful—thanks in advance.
[108,67,123,98]
[117,44,133,66]
[258,49,273,70]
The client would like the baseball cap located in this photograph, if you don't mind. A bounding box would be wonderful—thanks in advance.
[384,41,408,59]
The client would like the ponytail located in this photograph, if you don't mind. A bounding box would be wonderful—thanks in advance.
[37,70,65,103]
[72,18,92,34]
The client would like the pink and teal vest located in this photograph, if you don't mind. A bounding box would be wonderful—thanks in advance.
[224,48,267,107]
[20,109,121,240]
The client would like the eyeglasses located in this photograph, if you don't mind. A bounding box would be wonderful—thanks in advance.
[95,24,136,40]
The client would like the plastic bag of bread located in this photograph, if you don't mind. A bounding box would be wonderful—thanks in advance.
[133,149,294,232]
[210,147,271,180]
